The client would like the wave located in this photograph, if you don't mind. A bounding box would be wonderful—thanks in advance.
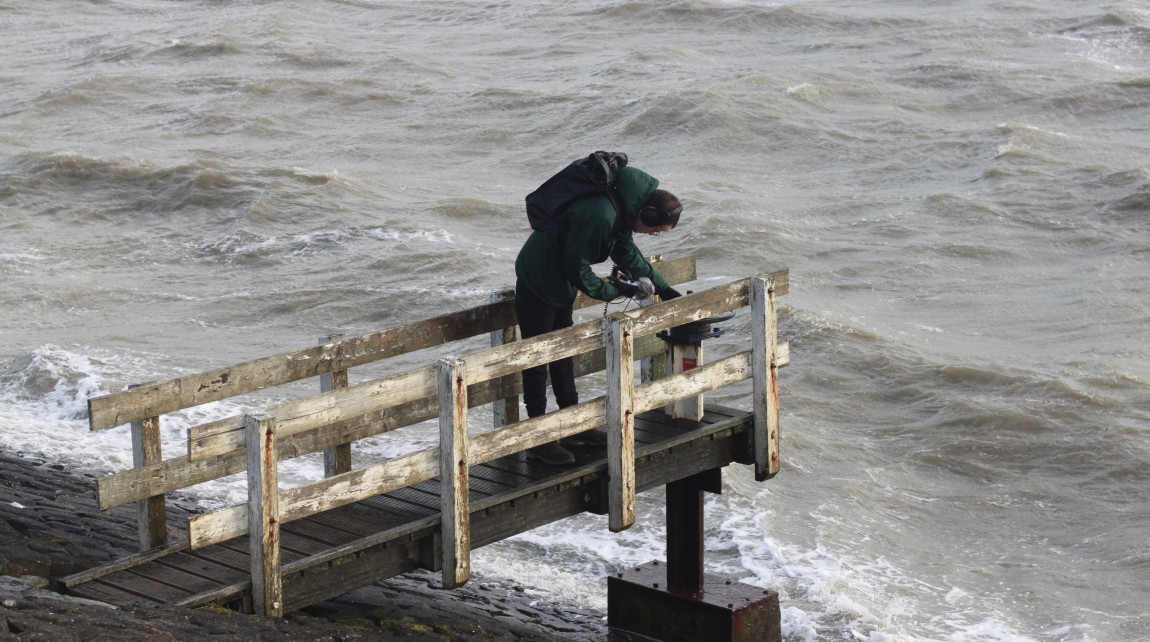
[147,38,243,61]
[0,152,363,228]
[1092,167,1150,215]
[0,152,256,221]
[602,1,926,35]
[1056,9,1150,41]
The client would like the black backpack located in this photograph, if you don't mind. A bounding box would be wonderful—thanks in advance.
[525,151,628,232]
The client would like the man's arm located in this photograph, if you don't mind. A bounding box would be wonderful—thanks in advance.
[559,211,621,301]
[609,232,670,293]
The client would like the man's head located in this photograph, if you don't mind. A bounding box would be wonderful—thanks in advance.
[634,189,682,235]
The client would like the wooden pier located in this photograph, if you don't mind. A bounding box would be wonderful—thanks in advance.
[62,257,789,640]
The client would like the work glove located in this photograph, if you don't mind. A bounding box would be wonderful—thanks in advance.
[612,276,656,301]
[658,286,683,301]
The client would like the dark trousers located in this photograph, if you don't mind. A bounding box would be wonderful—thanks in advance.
[515,280,578,418]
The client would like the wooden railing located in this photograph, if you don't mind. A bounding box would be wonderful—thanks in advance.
[84,257,790,616]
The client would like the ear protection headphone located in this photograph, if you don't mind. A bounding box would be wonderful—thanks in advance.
[639,203,683,227]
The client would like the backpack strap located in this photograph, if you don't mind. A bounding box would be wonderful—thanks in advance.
[606,188,626,236]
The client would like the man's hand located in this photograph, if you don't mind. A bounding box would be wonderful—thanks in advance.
[611,276,656,301]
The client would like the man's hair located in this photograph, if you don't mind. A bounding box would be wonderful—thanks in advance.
[644,189,683,228]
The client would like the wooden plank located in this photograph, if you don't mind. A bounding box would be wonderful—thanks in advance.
[281,535,424,613]
[188,365,438,459]
[636,352,754,415]
[185,546,252,574]
[103,569,195,603]
[280,516,363,548]
[127,560,224,595]
[67,579,148,606]
[308,503,402,538]
[60,540,189,588]
[129,383,167,552]
[752,275,781,481]
[361,494,436,521]
[246,413,282,617]
[157,551,248,585]
[605,312,636,533]
[280,517,437,578]
[87,297,517,430]
[467,462,530,490]
[319,335,352,477]
[88,256,698,431]
[175,580,249,609]
[438,357,470,589]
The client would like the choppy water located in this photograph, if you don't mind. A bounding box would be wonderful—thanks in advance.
[2,1,1149,640]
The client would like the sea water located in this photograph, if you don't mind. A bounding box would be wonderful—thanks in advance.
[2,2,1148,640]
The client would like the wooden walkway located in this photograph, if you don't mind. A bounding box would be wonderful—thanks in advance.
[59,256,789,619]
[64,407,753,613]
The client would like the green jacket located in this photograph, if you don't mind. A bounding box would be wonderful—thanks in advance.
[515,165,670,308]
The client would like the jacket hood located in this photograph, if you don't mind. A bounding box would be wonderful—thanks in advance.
[615,166,659,226]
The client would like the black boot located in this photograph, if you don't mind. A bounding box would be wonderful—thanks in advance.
[527,441,575,466]
[560,429,608,447]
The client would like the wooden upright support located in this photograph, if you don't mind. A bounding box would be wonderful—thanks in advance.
[751,275,780,481]
[488,292,520,428]
[318,335,352,477]
[246,412,282,617]
[129,382,166,551]
[438,357,470,588]
[605,312,636,532]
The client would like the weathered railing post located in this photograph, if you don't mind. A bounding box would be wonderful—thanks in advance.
[246,412,282,617]
[488,292,520,428]
[128,382,166,551]
[605,312,636,532]
[438,357,470,588]
[319,335,352,477]
[751,275,780,481]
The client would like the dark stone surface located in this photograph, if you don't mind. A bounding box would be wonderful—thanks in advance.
[0,450,609,641]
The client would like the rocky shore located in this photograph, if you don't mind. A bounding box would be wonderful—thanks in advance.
[0,450,610,641]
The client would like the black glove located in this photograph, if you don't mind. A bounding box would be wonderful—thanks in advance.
[612,279,639,299]
[658,286,683,301]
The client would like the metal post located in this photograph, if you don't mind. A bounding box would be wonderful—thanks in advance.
[665,475,704,595]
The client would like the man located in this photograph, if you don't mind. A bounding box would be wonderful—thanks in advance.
[515,163,684,465]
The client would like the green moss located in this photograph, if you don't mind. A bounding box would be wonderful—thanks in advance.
[377,615,433,634]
